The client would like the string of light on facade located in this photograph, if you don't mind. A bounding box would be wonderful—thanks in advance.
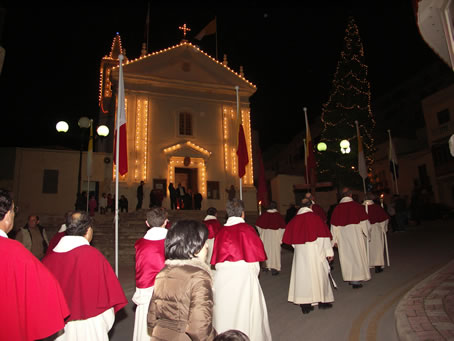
[223,108,229,171]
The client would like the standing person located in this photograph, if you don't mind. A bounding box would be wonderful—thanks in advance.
[363,193,390,273]
[100,193,107,214]
[285,203,298,224]
[148,220,217,340]
[305,192,327,224]
[16,214,49,259]
[283,198,335,314]
[255,201,286,275]
[177,183,186,209]
[0,189,70,341]
[133,207,168,341]
[119,195,129,212]
[88,193,97,217]
[107,193,114,213]
[226,185,236,200]
[137,181,144,211]
[168,183,177,210]
[203,207,222,265]
[330,188,371,289]
[194,191,203,210]
[211,199,271,341]
[42,211,128,340]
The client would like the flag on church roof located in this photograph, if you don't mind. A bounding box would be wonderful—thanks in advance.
[195,18,216,40]
[114,54,128,176]
[356,120,367,179]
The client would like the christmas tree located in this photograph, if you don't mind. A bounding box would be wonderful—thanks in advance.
[318,16,376,189]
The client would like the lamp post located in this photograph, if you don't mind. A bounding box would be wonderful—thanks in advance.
[56,118,109,208]
[317,140,351,192]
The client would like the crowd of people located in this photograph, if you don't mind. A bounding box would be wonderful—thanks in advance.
[1,185,395,340]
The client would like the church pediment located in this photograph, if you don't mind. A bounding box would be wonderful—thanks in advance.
[117,42,256,94]
[163,141,212,159]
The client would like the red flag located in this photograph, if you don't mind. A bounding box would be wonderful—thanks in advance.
[304,108,316,184]
[256,147,268,207]
[113,55,128,176]
[237,124,249,178]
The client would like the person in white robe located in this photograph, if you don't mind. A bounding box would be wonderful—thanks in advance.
[330,188,371,288]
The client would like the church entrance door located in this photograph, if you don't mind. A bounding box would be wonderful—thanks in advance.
[175,167,198,209]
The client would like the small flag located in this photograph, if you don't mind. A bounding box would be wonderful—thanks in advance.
[195,18,216,40]
[237,124,249,178]
[304,108,316,184]
[388,131,399,179]
[87,120,93,178]
[113,55,128,176]
[356,121,367,179]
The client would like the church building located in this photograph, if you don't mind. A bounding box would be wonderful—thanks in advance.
[98,33,257,211]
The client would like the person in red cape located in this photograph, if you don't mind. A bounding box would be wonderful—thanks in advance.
[305,192,327,224]
[132,206,168,341]
[0,189,70,341]
[363,193,390,274]
[255,200,286,275]
[45,211,72,257]
[330,188,371,289]
[211,198,272,341]
[283,198,335,314]
[203,206,222,266]
[42,211,127,340]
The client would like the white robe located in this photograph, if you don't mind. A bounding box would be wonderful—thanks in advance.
[256,210,285,271]
[331,198,371,282]
[213,217,272,341]
[368,220,389,267]
[53,236,115,341]
[288,237,334,305]
[132,227,167,341]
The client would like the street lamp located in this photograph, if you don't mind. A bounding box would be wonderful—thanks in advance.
[56,118,110,202]
[340,139,351,154]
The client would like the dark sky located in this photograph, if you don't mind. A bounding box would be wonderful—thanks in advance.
[0,4,443,152]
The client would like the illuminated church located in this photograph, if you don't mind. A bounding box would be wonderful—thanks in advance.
[97,33,257,210]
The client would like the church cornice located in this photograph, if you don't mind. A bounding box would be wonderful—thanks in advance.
[163,141,212,159]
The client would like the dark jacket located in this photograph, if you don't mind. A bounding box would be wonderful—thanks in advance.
[148,258,216,340]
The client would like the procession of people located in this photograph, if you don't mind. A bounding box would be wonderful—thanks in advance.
[1,185,392,340]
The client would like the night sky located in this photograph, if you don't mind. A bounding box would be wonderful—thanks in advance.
[0,4,442,152]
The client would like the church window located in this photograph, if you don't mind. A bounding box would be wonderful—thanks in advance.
[179,112,193,136]
[207,181,220,200]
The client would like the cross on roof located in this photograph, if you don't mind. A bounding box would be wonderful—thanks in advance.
[178,23,191,38]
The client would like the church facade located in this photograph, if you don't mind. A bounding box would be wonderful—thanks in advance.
[99,35,257,210]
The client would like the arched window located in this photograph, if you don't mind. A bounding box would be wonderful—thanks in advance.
[179,112,192,136]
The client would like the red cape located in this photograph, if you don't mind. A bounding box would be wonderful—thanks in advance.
[255,211,286,230]
[211,222,267,264]
[45,231,65,257]
[135,238,166,289]
[330,201,368,226]
[312,204,327,223]
[365,203,389,224]
[0,237,69,341]
[43,245,127,321]
[283,211,332,244]
[204,219,222,239]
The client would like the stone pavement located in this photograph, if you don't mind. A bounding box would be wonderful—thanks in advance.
[395,259,454,340]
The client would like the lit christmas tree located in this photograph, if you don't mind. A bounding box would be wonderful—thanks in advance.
[318,16,376,190]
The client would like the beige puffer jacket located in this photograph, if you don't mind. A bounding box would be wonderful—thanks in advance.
[148,258,216,341]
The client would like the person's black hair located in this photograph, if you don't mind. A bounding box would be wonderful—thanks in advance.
[226,198,244,218]
[268,201,277,210]
[146,206,168,227]
[301,198,312,208]
[65,211,92,236]
[207,207,217,216]
[0,189,13,221]
[214,329,250,341]
[165,220,208,260]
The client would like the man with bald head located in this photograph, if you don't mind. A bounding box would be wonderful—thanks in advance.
[330,187,371,289]
[0,189,69,340]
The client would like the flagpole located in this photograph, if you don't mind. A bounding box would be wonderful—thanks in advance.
[355,120,367,194]
[114,55,124,277]
[303,138,308,184]
[387,129,399,195]
[235,85,242,200]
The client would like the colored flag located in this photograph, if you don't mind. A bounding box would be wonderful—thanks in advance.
[388,132,399,178]
[195,18,216,40]
[113,55,128,176]
[256,147,269,207]
[356,121,367,179]
[237,124,249,178]
[304,108,316,184]
[87,120,93,178]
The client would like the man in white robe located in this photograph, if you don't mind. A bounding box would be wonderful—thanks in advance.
[363,193,390,273]
[330,188,371,288]
[211,199,272,341]
[255,200,286,275]
[283,198,335,314]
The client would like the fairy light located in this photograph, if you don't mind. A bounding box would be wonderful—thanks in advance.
[143,99,149,181]
[223,108,229,171]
